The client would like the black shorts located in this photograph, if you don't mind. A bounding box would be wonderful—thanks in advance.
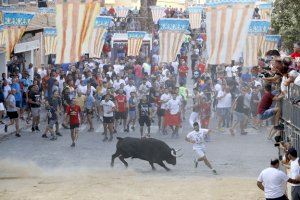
[157,108,165,117]
[115,111,127,120]
[7,111,19,119]
[103,116,114,124]
[266,195,288,200]
[139,116,151,127]
[85,109,93,115]
[70,124,79,130]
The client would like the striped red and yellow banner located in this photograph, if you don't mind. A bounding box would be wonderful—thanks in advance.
[44,27,57,55]
[243,20,270,67]
[150,6,165,24]
[89,28,106,58]
[206,1,255,65]
[159,18,189,63]
[127,31,146,57]
[55,0,100,64]
[4,27,26,59]
[87,16,112,58]
[261,35,281,56]
[0,25,5,47]
[243,35,265,67]
[188,6,203,29]
[2,12,34,60]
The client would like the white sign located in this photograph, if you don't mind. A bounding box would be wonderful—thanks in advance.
[14,39,40,53]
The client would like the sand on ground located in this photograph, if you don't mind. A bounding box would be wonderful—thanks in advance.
[0,159,265,200]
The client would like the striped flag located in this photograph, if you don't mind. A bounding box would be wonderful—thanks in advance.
[115,6,129,18]
[88,16,112,58]
[188,6,203,29]
[243,20,270,67]
[44,27,57,55]
[55,0,100,64]
[159,18,189,63]
[80,2,101,55]
[2,12,34,60]
[261,35,281,56]
[0,25,5,47]
[127,31,146,57]
[259,3,272,21]
[150,6,165,24]
[206,0,256,65]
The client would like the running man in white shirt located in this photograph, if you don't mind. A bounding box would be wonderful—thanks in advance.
[185,122,217,175]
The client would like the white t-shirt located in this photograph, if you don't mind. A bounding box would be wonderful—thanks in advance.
[3,85,11,98]
[290,158,300,186]
[113,79,126,90]
[124,85,137,100]
[294,75,300,87]
[171,61,179,74]
[225,66,233,77]
[281,76,288,96]
[214,83,221,92]
[186,129,209,150]
[257,167,289,199]
[113,64,124,75]
[160,93,172,109]
[77,84,87,95]
[217,91,231,108]
[142,63,151,76]
[167,98,181,115]
[100,100,115,117]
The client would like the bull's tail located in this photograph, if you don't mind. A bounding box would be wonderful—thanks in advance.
[117,137,124,140]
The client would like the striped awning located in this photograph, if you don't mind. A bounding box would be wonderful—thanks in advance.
[150,6,165,24]
[127,31,146,57]
[206,0,256,65]
[115,6,129,18]
[55,0,100,64]
[261,35,281,56]
[44,27,57,55]
[188,6,203,29]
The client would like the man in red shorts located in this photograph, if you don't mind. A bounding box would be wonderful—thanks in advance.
[66,99,81,147]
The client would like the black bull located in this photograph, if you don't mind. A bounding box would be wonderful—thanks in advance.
[111,137,183,171]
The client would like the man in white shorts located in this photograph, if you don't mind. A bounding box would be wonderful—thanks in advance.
[186,122,217,175]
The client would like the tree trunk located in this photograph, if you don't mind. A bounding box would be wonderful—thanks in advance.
[139,0,157,32]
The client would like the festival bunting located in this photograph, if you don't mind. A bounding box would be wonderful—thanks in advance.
[127,31,146,57]
[0,25,5,47]
[44,27,57,55]
[2,11,35,60]
[243,20,270,67]
[88,16,112,58]
[115,6,129,18]
[205,0,256,65]
[55,0,100,64]
[259,2,272,21]
[261,35,281,56]
[188,6,203,29]
[150,6,165,24]
[159,18,189,63]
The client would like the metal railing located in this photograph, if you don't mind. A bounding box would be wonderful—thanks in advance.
[281,84,300,152]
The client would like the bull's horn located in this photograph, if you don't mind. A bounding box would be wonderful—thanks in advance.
[171,150,183,158]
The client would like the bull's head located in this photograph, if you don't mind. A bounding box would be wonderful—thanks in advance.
[166,148,183,165]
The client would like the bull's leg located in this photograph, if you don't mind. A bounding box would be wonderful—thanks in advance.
[149,161,156,171]
[157,161,170,171]
[111,151,121,167]
[119,155,128,168]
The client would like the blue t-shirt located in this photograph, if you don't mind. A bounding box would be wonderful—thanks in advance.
[85,95,95,109]
[11,83,22,101]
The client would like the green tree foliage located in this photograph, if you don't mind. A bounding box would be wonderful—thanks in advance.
[271,0,300,52]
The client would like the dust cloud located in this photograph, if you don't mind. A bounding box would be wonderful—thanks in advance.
[0,159,264,200]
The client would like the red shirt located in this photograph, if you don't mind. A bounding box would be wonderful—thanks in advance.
[257,92,274,114]
[291,52,300,59]
[178,65,189,77]
[198,63,205,74]
[115,94,127,112]
[66,105,81,125]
